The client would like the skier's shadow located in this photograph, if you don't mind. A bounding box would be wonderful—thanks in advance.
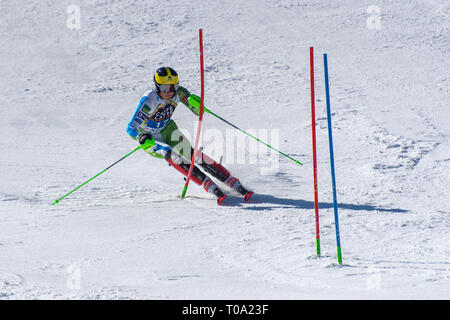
[235,193,408,213]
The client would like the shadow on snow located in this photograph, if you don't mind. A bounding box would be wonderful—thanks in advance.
[236,193,408,213]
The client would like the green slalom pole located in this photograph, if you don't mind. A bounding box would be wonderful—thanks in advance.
[51,146,142,205]
[187,95,303,166]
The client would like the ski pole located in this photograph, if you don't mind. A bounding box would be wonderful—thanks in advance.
[212,110,303,165]
[188,95,303,166]
[51,146,142,205]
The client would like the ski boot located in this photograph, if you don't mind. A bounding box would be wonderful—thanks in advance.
[166,151,227,205]
[203,177,227,205]
[225,177,254,202]
[196,151,254,202]
[213,186,227,205]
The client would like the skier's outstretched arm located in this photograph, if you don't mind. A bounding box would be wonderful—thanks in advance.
[177,86,209,116]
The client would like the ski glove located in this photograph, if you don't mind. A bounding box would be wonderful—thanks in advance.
[188,94,210,115]
[138,133,155,150]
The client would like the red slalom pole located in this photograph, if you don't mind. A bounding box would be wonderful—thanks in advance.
[309,47,320,256]
[181,29,206,198]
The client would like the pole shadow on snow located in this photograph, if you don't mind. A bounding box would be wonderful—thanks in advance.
[240,194,408,213]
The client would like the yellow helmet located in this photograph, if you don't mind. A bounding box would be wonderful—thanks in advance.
[154,67,179,95]
[154,66,178,83]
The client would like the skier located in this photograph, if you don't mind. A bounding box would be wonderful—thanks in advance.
[126,66,253,205]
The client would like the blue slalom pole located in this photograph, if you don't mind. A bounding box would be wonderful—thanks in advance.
[324,53,342,264]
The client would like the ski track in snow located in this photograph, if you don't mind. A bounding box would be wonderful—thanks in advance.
[0,0,449,299]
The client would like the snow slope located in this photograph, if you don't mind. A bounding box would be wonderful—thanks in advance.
[0,0,449,299]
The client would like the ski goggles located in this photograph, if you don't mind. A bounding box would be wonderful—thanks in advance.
[157,83,178,93]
